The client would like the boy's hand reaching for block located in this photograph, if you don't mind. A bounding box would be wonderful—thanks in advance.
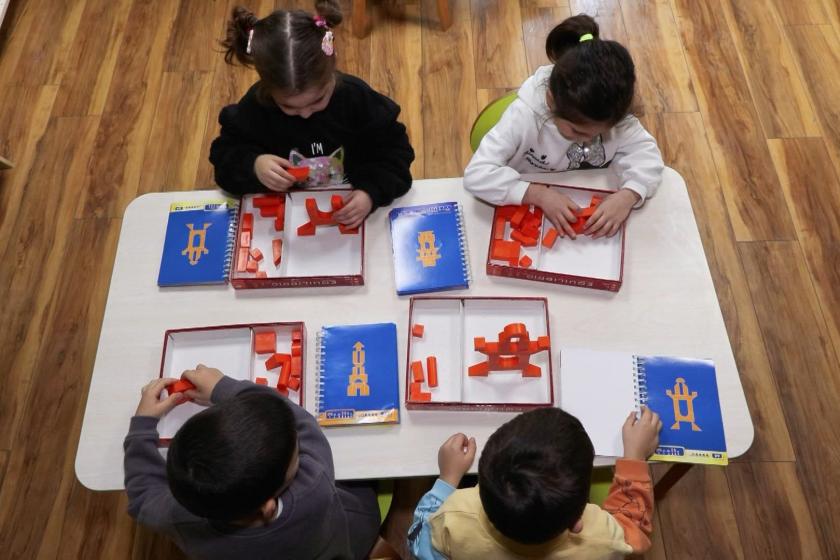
[622,406,662,461]
[180,364,224,406]
[438,433,477,487]
[136,378,184,418]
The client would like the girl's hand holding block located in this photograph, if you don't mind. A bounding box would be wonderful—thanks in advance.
[523,183,580,239]
[332,190,373,230]
[584,189,640,239]
[254,154,297,192]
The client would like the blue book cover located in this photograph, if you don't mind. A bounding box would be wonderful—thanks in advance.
[640,356,727,465]
[389,202,470,295]
[157,199,238,286]
[316,323,400,426]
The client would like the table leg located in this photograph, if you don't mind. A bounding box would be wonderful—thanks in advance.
[352,0,367,38]
[437,0,452,30]
[653,463,693,499]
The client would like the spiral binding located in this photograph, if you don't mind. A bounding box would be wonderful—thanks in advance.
[314,330,326,416]
[632,355,649,411]
[455,202,472,288]
[223,200,241,278]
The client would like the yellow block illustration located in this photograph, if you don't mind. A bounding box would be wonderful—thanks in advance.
[181,222,212,265]
[666,377,702,431]
[416,230,442,268]
[347,341,370,396]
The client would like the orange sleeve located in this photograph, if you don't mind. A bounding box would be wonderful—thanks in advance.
[602,458,654,553]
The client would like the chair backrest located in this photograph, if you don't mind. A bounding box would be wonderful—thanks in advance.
[589,467,613,506]
[469,90,519,152]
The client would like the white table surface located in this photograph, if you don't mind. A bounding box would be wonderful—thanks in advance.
[75,168,753,490]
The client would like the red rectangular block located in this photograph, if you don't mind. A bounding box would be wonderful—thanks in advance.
[240,230,251,248]
[254,331,276,354]
[273,239,282,266]
[246,259,258,273]
[511,206,529,228]
[510,229,537,247]
[292,330,302,344]
[411,361,424,383]
[287,376,301,391]
[291,356,302,376]
[426,356,438,388]
[255,377,268,385]
[542,228,558,249]
[241,213,254,232]
[519,255,533,268]
[256,271,267,278]
[291,342,302,357]
[412,324,424,338]
[253,195,282,208]
[250,248,263,261]
[265,352,291,370]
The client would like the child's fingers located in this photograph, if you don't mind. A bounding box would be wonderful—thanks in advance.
[623,411,637,429]
[465,437,477,460]
[159,392,184,414]
[552,213,577,239]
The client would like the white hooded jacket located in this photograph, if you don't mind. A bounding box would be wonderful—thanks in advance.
[464,65,664,207]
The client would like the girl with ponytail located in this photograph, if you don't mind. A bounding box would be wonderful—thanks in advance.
[464,15,663,239]
[210,1,414,230]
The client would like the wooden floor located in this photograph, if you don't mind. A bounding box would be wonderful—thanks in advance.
[1,0,839,557]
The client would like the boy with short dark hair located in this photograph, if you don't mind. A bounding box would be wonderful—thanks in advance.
[124,365,380,560]
[408,407,661,559]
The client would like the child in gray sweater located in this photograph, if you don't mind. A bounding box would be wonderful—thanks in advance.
[124,365,380,559]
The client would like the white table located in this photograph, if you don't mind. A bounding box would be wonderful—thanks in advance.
[75,169,753,491]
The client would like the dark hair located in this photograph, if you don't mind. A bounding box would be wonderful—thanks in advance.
[478,408,595,544]
[545,14,635,125]
[166,392,298,521]
[221,2,343,103]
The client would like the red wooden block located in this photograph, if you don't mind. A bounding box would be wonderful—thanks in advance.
[571,217,588,234]
[287,376,301,391]
[496,205,519,219]
[256,271,268,278]
[254,331,276,354]
[255,377,268,385]
[510,206,529,228]
[279,363,292,387]
[260,205,279,217]
[338,223,359,235]
[246,259,258,273]
[427,356,438,387]
[409,382,432,402]
[412,324,424,338]
[274,203,285,232]
[591,195,604,205]
[250,248,263,261]
[331,194,344,210]
[510,229,537,247]
[253,195,282,208]
[291,342,302,357]
[272,239,282,265]
[519,255,533,268]
[577,205,596,219]
[493,216,506,240]
[292,330,302,343]
[236,248,249,272]
[542,228,559,249]
[287,166,310,181]
[468,363,490,376]
[241,213,254,232]
[533,207,543,221]
[276,386,289,397]
[291,356,302,376]
[240,230,251,248]
[265,352,291,370]
[520,223,540,239]
[490,239,521,266]
[170,379,195,394]
[297,221,316,236]
[411,361,425,382]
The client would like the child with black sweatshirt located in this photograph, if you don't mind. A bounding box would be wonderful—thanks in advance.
[210,1,415,230]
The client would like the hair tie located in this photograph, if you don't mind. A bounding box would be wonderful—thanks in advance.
[314,15,334,56]
[579,33,594,42]
[246,28,254,54]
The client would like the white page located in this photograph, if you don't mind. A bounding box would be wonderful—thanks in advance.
[158,328,252,439]
[559,347,637,457]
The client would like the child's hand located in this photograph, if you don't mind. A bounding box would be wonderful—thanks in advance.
[622,406,662,461]
[438,433,477,487]
[333,190,372,230]
[523,183,580,239]
[180,364,224,406]
[135,378,184,418]
[254,154,297,192]
[584,189,639,239]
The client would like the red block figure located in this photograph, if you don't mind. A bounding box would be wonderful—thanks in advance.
[253,195,282,208]
[427,356,438,388]
[469,323,550,378]
[412,323,425,338]
[297,197,337,236]
[250,248,263,261]
[241,213,254,232]
[410,382,432,402]
[542,228,559,249]
[254,331,276,354]
[571,196,603,235]
[411,361,425,383]
[273,239,282,266]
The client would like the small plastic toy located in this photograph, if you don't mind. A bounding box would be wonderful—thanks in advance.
[469,323,550,378]
[426,356,438,387]
[571,196,603,234]
[412,324,425,338]
[254,331,276,354]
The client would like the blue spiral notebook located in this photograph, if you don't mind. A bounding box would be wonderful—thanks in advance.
[388,202,471,295]
[315,323,400,426]
[157,199,239,286]
[560,349,727,465]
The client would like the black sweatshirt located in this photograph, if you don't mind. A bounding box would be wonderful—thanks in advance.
[124,377,378,559]
[209,73,415,210]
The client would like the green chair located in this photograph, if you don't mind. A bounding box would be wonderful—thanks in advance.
[589,467,613,506]
[469,90,519,152]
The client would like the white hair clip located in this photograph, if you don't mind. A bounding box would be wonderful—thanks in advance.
[246,28,254,54]
[322,30,334,56]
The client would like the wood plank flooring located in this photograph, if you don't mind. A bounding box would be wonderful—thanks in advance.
[1,0,839,557]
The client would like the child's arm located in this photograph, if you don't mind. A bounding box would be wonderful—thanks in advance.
[602,407,662,553]
[123,378,187,528]
[209,101,272,196]
[345,93,415,212]
[609,115,664,206]
[464,103,531,206]
[408,434,476,560]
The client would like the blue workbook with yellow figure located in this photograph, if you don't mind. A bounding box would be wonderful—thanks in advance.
[560,349,727,465]
[157,198,239,286]
[388,202,471,295]
[315,323,400,427]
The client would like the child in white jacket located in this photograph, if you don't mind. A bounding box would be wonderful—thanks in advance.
[464,15,663,239]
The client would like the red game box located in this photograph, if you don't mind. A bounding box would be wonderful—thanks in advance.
[230,191,364,289]
[405,296,555,411]
[156,321,305,444]
[486,184,625,292]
